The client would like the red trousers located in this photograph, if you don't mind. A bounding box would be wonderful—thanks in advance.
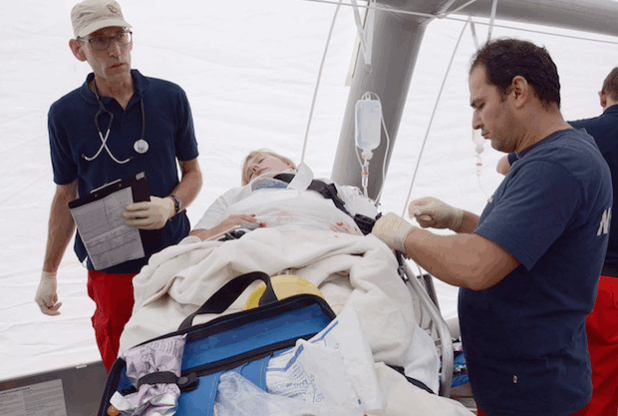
[478,275,618,416]
[87,270,136,371]
[572,275,618,416]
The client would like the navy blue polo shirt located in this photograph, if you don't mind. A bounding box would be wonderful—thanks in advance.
[570,105,618,269]
[460,129,612,416]
[48,70,199,273]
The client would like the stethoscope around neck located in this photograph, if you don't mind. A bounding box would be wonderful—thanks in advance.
[81,78,149,164]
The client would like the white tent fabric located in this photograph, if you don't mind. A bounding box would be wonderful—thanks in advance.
[1,0,617,380]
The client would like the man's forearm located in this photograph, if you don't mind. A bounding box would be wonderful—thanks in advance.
[402,228,518,290]
[171,158,203,211]
[43,183,78,272]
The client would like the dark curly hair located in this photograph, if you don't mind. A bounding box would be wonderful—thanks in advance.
[470,38,561,109]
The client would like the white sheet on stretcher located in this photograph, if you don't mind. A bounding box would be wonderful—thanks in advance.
[119,229,473,414]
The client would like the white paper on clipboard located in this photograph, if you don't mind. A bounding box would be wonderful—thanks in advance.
[69,172,148,270]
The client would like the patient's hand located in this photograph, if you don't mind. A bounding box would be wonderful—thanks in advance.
[221,214,258,228]
[190,214,259,241]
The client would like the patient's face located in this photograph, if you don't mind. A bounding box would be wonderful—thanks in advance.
[244,152,293,183]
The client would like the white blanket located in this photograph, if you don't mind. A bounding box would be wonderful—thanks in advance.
[119,227,472,415]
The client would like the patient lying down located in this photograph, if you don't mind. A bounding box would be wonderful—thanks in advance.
[118,149,474,416]
[188,148,379,242]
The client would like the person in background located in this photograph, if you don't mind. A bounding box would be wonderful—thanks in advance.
[34,0,203,371]
[495,151,516,175]
[372,38,612,416]
[562,68,618,416]
[496,68,618,416]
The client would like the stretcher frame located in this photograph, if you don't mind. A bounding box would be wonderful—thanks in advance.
[396,253,454,398]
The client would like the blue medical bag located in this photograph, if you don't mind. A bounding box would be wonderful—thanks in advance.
[97,271,336,416]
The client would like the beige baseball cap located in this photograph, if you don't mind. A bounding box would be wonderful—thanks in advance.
[71,0,132,38]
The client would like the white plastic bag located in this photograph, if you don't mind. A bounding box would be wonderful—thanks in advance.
[265,306,385,415]
[214,371,319,416]
[110,335,185,416]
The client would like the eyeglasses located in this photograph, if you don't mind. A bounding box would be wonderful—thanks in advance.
[78,31,132,51]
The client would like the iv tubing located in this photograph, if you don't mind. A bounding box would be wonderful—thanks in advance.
[300,0,343,165]
[400,19,468,218]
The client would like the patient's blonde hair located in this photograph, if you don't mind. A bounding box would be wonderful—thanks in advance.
[241,149,297,185]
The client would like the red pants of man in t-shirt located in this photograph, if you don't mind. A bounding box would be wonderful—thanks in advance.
[572,275,618,416]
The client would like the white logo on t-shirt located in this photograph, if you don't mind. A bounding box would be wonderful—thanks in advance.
[598,207,612,236]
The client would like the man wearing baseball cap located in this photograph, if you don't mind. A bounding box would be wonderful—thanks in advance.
[35,0,203,371]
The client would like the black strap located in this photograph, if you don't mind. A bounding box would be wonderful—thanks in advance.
[178,271,279,331]
[388,365,436,395]
[274,173,377,235]
[311,183,353,217]
[274,173,351,215]
[136,371,200,392]
[137,371,178,388]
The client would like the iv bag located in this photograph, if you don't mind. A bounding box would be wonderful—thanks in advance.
[355,99,382,159]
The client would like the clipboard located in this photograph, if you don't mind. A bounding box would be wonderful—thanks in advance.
[68,172,152,271]
[69,172,149,209]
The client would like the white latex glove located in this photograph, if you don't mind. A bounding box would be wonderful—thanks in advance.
[409,197,464,231]
[35,271,62,315]
[123,196,175,230]
[371,212,417,253]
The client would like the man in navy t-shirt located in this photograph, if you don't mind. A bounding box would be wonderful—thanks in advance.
[496,68,618,415]
[372,39,612,416]
[34,0,203,370]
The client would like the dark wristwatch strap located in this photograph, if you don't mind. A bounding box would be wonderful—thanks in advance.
[170,194,184,216]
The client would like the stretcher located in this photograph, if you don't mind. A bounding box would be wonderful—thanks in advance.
[112,224,470,414]
[99,264,459,416]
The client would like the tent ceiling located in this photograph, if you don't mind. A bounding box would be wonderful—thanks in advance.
[449,0,618,38]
